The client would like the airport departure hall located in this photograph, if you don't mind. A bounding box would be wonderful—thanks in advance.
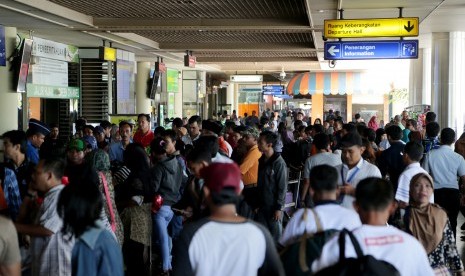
[1,0,465,275]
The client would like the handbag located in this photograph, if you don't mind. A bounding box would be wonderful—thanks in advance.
[99,172,116,232]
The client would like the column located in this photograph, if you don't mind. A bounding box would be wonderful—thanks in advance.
[0,27,20,133]
[346,94,352,122]
[449,32,465,135]
[135,62,152,114]
[430,32,449,130]
[311,93,324,123]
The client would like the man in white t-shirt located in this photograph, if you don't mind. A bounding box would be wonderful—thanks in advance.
[312,178,434,276]
[396,141,433,208]
[336,133,381,210]
[173,163,284,276]
[300,133,342,206]
[280,165,361,247]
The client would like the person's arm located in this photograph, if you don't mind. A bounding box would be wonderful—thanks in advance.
[0,263,21,276]
[442,221,465,273]
[273,161,288,221]
[300,178,310,205]
[258,225,285,276]
[172,229,194,276]
[14,223,53,237]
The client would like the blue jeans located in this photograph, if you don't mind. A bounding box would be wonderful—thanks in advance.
[153,205,174,271]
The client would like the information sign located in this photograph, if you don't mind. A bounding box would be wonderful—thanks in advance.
[324,40,418,60]
[324,17,419,38]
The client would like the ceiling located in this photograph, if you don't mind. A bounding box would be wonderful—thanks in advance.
[1,0,465,76]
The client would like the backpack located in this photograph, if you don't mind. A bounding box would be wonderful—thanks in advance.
[314,229,400,276]
[280,209,338,276]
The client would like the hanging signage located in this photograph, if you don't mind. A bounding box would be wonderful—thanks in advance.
[0,25,5,66]
[100,47,116,61]
[263,85,285,95]
[26,84,79,99]
[32,37,79,63]
[324,40,418,60]
[324,17,419,38]
[31,57,69,86]
[167,69,179,93]
[184,55,196,68]
[230,75,263,82]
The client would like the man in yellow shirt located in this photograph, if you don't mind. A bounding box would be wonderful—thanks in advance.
[240,127,262,209]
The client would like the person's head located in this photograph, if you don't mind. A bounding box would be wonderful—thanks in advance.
[401,110,409,119]
[172,117,183,131]
[363,128,376,143]
[425,111,436,124]
[188,115,202,138]
[240,127,259,149]
[425,122,440,138]
[194,135,219,158]
[335,111,341,117]
[150,137,167,161]
[83,125,94,137]
[406,119,417,131]
[314,118,322,125]
[402,142,424,165]
[93,126,106,143]
[440,127,456,145]
[82,135,97,155]
[334,119,343,131]
[232,126,245,145]
[252,110,256,116]
[309,165,338,200]
[356,124,367,137]
[124,143,150,173]
[293,120,303,131]
[137,113,151,133]
[341,123,356,137]
[201,163,242,208]
[394,115,401,123]
[58,173,102,238]
[385,125,403,141]
[110,125,121,141]
[201,120,222,136]
[409,173,434,207]
[67,139,85,165]
[354,113,361,120]
[375,128,386,145]
[162,129,177,155]
[258,130,277,154]
[154,126,165,138]
[119,121,132,144]
[408,131,422,143]
[27,119,50,148]
[354,178,396,224]
[186,148,212,178]
[49,123,59,139]
[3,130,27,159]
[88,149,110,172]
[340,133,364,167]
[32,157,65,193]
[313,133,330,151]
[100,120,112,138]
[313,124,324,135]
[297,112,304,121]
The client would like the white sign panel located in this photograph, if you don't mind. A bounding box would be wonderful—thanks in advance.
[31,57,68,87]
[32,37,79,62]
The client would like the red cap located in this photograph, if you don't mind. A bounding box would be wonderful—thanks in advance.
[200,163,242,194]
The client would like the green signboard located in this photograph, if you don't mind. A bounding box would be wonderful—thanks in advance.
[26,84,80,99]
[167,69,179,93]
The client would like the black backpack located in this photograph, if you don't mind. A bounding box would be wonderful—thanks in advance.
[280,209,338,276]
[314,229,400,276]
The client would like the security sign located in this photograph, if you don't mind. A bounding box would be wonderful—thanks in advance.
[324,17,419,38]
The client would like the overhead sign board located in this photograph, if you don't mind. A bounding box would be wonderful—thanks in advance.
[230,75,263,82]
[263,85,284,95]
[324,40,418,60]
[324,17,419,38]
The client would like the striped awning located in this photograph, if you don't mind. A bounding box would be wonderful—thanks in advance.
[286,72,363,96]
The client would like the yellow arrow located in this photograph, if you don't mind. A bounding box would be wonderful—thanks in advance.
[324,17,419,38]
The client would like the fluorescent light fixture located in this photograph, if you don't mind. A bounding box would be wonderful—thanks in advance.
[230,75,263,82]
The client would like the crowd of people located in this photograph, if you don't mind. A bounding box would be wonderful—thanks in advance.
[0,108,465,275]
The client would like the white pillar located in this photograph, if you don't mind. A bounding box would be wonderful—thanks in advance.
[422,47,432,105]
[431,32,450,129]
[449,32,465,135]
[136,62,152,114]
[0,26,20,133]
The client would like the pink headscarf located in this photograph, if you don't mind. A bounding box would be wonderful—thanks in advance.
[368,116,379,131]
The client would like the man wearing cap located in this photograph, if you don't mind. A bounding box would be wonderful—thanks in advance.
[65,139,87,183]
[26,119,50,165]
[239,127,262,208]
[134,114,154,148]
[172,163,284,276]
[335,132,381,210]
[94,126,109,151]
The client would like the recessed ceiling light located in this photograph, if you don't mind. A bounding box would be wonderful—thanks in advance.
[318,10,325,13]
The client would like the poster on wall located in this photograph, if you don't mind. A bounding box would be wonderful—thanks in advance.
[0,25,5,66]
[31,57,68,86]
[167,69,179,93]
[168,93,175,118]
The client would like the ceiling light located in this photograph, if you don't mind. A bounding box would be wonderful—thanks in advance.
[318,10,325,13]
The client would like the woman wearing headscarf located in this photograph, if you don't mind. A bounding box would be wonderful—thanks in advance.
[88,149,124,245]
[404,173,464,274]
[367,115,379,131]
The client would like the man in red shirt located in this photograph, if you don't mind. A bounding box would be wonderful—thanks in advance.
[133,113,154,148]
